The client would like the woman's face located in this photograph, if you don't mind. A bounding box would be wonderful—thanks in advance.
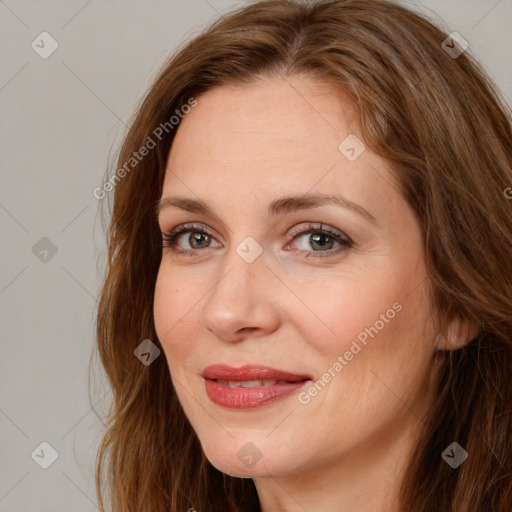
[153,75,439,480]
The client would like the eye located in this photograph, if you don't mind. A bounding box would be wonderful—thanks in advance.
[161,223,221,254]
[160,221,353,258]
[284,222,353,258]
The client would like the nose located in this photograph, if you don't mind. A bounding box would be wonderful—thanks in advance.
[201,246,281,343]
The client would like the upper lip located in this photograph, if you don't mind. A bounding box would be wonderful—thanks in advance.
[202,364,312,382]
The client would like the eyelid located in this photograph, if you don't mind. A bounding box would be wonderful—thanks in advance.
[161,222,222,251]
[160,221,353,256]
[284,222,353,257]
[288,222,351,242]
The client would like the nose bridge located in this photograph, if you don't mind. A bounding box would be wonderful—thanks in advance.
[201,239,276,339]
[210,240,265,305]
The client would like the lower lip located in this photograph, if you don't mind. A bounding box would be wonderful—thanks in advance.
[204,379,310,409]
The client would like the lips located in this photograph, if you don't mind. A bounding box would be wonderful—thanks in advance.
[202,364,312,382]
[202,364,312,409]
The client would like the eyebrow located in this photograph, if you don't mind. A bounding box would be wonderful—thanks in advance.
[156,193,377,224]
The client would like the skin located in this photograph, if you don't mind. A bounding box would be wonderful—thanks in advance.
[153,75,476,512]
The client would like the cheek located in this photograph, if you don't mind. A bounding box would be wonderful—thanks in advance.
[294,263,434,401]
[153,249,431,369]
[291,267,406,355]
[325,274,434,399]
[153,268,200,365]
[296,282,434,437]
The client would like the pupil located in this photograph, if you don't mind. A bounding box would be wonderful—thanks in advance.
[311,233,332,250]
[191,232,208,248]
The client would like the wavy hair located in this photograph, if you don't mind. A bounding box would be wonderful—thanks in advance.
[93,1,512,510]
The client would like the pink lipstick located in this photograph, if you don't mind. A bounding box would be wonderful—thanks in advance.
[203,364,312,409]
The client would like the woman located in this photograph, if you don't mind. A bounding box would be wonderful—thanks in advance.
[94,1,512,510]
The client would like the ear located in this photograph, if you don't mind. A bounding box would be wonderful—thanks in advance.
[435,313,480,351]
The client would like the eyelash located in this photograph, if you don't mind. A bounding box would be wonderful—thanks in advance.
[160,222,353,258]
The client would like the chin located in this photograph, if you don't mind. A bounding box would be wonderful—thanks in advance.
[200,437,294,479]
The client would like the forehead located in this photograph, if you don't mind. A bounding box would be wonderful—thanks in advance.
[167,76,359,166]
[162,76,401,223]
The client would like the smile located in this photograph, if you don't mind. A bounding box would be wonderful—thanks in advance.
[202,364,312,409]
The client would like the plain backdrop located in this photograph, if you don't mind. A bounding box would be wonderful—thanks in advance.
[1,0,510,510]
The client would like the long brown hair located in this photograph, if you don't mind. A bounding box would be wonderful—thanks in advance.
[93,1,512,510]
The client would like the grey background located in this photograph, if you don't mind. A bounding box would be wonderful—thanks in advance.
[0,0,510,510]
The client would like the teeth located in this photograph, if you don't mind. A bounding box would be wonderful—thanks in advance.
[217,379,279,388]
